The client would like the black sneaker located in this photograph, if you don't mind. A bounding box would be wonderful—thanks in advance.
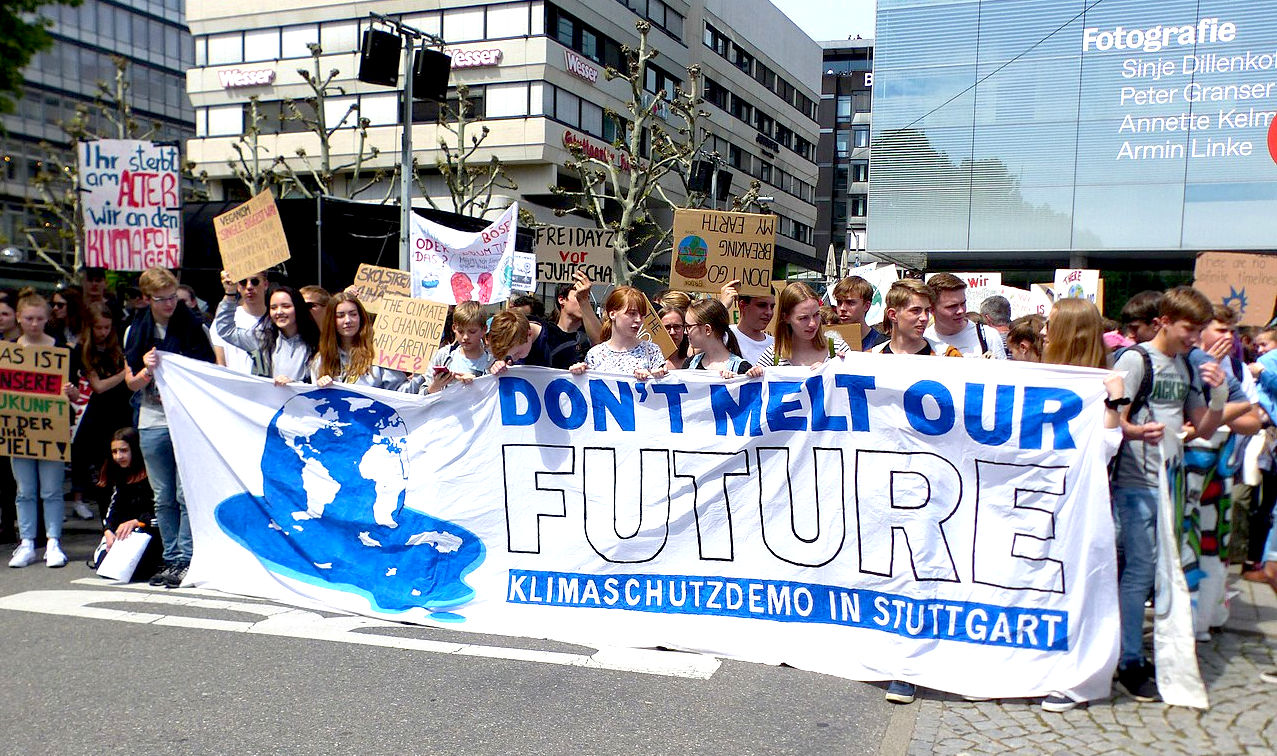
[149,563,174,587]
[163,561,189,589]
[1117,661,1160,702]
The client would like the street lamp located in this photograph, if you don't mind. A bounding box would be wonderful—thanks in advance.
[358,14,450,270]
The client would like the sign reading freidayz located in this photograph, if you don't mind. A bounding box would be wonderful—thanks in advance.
[213,190,292,283]
[79,140,181,271]
[534,225,616,285]
[1194,251,1277,327]
[160,355,1120,701]
[372,295,450,374]
[671,209,775,297]
[0,343,71,462]
[351,264,411,315]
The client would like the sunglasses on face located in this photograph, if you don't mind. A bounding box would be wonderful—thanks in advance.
[239,277,262,287]
[51,301,66,308]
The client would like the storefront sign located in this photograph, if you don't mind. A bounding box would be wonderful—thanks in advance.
[565,49,599,83]
[562,130,636,171]
[218,68,277,89]
[449,48,503,69]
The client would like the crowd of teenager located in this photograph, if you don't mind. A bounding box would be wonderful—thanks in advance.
[3,263,1275,707]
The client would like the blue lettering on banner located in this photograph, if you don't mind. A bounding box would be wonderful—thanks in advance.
[506,569,1069,651]
[497,374,1085,451]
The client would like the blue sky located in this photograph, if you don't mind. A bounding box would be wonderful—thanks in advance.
[768,0,876,42]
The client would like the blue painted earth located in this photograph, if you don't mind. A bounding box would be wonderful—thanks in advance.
[215,388,485,614]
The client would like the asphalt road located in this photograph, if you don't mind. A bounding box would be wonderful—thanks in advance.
[0,522,904,756]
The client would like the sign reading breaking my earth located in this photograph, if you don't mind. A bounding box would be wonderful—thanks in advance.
[372,295,451,374]
[671,209,775,297]
[0,344,72,462]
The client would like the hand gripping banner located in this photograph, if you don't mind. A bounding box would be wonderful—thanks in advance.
[158,355,1120,700]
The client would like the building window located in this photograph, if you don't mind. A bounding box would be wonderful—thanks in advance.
[850,194,867,217]
[410,87,486,123]
[444,7,485,42]
[703,23,728,57]
[207,33,243,65]
[852,125,870,148]
[243,29,280,62]
[835,130,849,158]
[852,90,872,113]
[836,95,852,122]
[281,25,318,58]
[704,77,728,109]
[488,3,531,38]
[833,165,848,194]
[851,160,868,183]
[486,82,530,117]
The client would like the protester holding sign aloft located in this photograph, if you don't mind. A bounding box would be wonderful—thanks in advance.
[749,283,850,373]
[720,279,775,366]
[8,290,81,568]
[312,292,406,391]
[574,286,666,380]
[215,271,319,385]
[683,299,751,378]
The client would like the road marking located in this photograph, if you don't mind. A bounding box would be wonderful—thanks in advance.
[0,587,721,679]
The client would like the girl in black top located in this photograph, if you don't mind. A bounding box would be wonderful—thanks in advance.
[92,428,162,578]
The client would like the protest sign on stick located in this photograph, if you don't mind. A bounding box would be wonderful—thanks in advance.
[372,295,451,375]
[214,189,291,282]
[671,209,775,297]
[351,264,411,315]
[1193,252,1277,327]
[0,344,72,462]
[410,204,518,305]
[535,225,616,285]
[79,140,181,270]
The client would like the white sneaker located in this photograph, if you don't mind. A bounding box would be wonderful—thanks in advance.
[8,541,37,568]
[44,539,67,568]
[72,501,94,520]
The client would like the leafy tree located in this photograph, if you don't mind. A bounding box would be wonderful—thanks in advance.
[550,20,710,285]
[0,0,76,113]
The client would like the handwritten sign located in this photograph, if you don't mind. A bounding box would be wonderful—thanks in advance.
[927,272,1002,289]
[78,140,181,271]
[534,225,616,285]
[351,264,410,315]
[410,204,518,305]
[213,189,292,282]
[372,295,451,374]
[1194,252,1277,327]
[0,344,71,462]
[1053,269,1100,306]
[671,209,775,297]
[512,252,536,292]
[966,285,1052,320]
[639,295,680,360]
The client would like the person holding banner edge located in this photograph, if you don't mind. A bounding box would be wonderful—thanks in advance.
[311,292,407,391]
[122,267,216,588]
[573,286,666,380]
[749,283,850,372]
[683,299,752,378]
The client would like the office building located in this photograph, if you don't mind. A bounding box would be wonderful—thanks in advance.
[184,0,823,276]
[814,37,876,270]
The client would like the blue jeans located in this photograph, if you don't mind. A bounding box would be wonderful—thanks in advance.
[1112,486,1158,667]
[139,427,190,563]
[11,458,64,541]
[1264,517,1277,563]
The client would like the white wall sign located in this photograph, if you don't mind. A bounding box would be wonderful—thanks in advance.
[449,48,503,69]
[564,49,599,83]
[218,68,277,89]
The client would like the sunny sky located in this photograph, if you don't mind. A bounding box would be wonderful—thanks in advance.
[768,0,876,43]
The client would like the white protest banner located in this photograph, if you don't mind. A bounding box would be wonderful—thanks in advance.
[534,225,616,285]
[967,285,1051,320]
[410,204,518,305]
[79,140,181,270]
[926,272,1001,290]
[159,354,1122,701]
[844,263,898,326]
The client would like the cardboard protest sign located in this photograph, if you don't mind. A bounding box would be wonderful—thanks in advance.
[214,189,292,282]
[825,324,865,352]
[1194,252,1277,327]
[1053,270,1099,305]
[372,295,451,375]
[79,140,181,270]
[351,264,410,315]
[410,204,519,305]
[671,209,775,297]
[0,344,72,462]
[534,225,616,285]
[639,295,680,360]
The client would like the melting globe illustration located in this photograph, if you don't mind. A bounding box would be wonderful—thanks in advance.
[215,388,485,614]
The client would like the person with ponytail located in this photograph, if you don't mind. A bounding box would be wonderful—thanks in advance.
[682,299,751,378]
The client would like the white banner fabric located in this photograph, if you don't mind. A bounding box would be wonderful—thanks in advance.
[409,204,518,305]
[158,355,1119,700]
